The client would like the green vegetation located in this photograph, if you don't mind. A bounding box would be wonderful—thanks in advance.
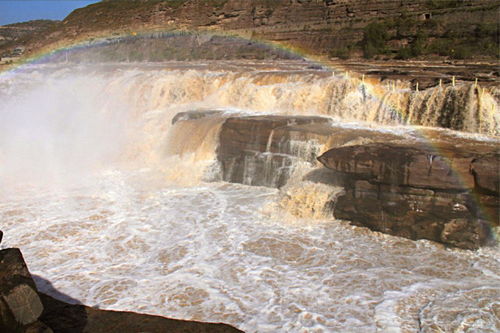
[329,46,352,60]
[335,9,499,60]
[361,22,389,58]
[395,31,426,59]
[426,0,460,10]
[210,0,229,9]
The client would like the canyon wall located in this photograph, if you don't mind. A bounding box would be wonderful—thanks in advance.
[4,0,497,61]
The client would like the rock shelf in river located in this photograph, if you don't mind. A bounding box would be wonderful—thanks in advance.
[318,143,499,249]
[171,110,499,249]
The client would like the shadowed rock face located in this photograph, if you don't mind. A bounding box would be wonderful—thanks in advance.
[0,244,244,333]
[318,143,499,249]
[38,293,243,333]
[0,248,45,332]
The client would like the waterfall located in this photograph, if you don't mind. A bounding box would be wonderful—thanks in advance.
[1,62,499,333]
[0,62,498,189]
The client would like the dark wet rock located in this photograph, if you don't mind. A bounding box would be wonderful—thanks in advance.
[318,143,481,190]
[185,110,420,188]
[169,110,402,188]
[333,181,493,249]
[39,293,242,333]
[172,110,226,125]
[0,248,44,332]
[4,285,44,326]
[217,115,332,187]
[470,154,500,195]
[24,320,53,333]
[318,143,499,249]
[0,245,243,333]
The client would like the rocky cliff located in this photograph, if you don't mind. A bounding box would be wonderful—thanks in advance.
[0,20,57,49]
[2,0,498,62]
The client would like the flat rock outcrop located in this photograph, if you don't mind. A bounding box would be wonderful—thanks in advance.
[172,110,408,187]
[318,143,499,249]
[0,234,243,333]
[38,293,242,333]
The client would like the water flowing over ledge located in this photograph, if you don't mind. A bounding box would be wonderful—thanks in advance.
[1,62,499,332]
[170,109,499,249]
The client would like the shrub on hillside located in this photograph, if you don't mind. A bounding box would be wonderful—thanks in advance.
[361,22,389,58]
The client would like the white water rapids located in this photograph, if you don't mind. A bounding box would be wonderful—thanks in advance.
[0,61,499,332]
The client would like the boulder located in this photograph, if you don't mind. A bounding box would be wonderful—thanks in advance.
[318,143,499,249]
[0,248,44,332]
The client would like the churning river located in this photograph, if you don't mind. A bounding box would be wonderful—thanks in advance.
[0,61,498,332]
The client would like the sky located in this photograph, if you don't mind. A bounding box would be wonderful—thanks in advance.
[0,0,100,26]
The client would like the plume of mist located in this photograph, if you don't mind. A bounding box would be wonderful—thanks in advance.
[0,69,130,188]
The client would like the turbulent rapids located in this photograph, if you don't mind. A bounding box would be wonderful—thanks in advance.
[0,61,499,332]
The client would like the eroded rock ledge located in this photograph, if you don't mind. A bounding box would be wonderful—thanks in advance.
[318,143,499,249]
[171,110,499,249]
[0,237,243,333]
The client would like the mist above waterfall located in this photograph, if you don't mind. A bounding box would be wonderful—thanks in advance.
[0,69,131,187]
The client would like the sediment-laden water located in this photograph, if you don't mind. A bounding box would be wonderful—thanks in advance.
[0,61,498,332]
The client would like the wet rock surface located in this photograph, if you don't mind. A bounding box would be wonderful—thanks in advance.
[39,293,242,333]
[318,142,499,249]
[217,115,333,187]
[172,109,499,249]
[0,240,243,333]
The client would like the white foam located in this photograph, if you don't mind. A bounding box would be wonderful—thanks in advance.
[1,62,499,332]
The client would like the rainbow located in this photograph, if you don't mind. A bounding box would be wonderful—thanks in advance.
[1,28,497,243]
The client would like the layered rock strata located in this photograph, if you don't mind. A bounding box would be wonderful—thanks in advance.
[318,143,499,249]
[217,115,332,187]
[19,0,498,58]
[171,110,499,249]
[0,235,243,332]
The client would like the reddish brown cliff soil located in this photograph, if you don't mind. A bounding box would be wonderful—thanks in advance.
[1,0,498,60]
[1,0,498,85]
